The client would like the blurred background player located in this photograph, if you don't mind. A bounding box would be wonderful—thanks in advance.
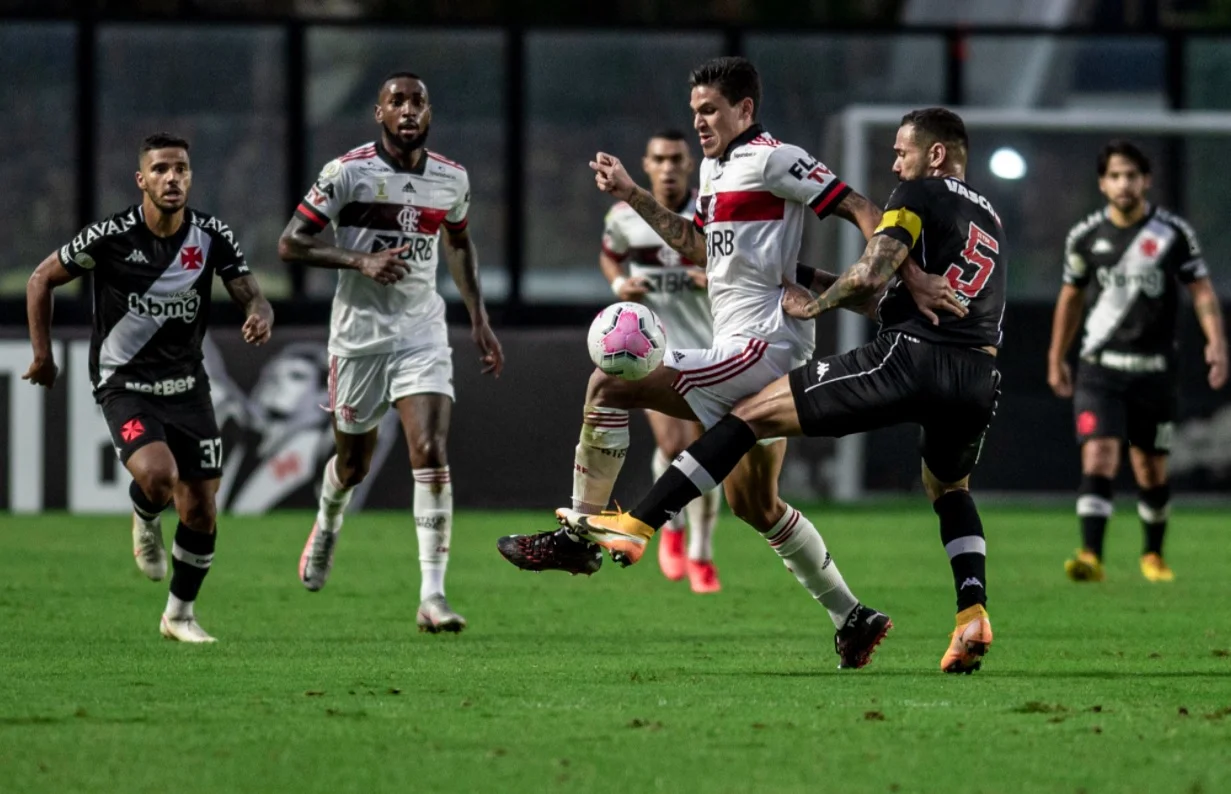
[23,133,274,643]
[560,108,1004,674]
[1049,140,1227,583]
[278,72,504,633]
[600,129,722,592]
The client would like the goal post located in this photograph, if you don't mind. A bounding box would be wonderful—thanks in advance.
[830,106,1231,502]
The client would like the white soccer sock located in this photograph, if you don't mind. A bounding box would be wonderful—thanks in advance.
[164,593,193,620]
[652,447,686,532]
[763,506,859,628]
[686,487,721,561]
[571,406,630,515]
[317,456,354,533]
[414,467,452,601]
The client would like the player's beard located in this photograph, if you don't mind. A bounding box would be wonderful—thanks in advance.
[390,125,430,154]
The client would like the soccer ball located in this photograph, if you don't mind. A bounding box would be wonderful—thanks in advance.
[587,302,667,381]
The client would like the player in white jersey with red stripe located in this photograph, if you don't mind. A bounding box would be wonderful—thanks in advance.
[498,57,958,667]
[601,129,722,593]
[278,72,504,634]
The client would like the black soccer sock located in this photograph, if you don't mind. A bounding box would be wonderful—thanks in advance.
[1077,474,1114,559]
[129,480,170,522]
[935,490,988,611]
[1138,484,1171,556]
[168,522,215,604]
[631,415,757,531]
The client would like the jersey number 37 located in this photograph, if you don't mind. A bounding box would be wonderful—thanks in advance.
[945,221,999,299]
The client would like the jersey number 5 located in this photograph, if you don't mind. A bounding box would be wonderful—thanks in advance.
[945,222,999,299]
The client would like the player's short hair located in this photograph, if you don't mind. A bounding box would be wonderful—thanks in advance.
[900,108,968,160]
[649,129,688,143]
[379,71,423,97]
[689,56,761,119]
[1097,139,1151,176]
[139,132,189,163]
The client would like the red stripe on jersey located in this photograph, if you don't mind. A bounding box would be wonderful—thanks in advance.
[296,202,329,229]
[337,202,449,234]
[601,242,628,262]
[809,181,850,219]
[681,342,767,389]
[339,145,376,162]
[427,151,465,170]
[710,191,785,223]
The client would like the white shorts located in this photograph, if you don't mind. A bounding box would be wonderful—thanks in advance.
[328,345,454,434]
[668,338,802,428]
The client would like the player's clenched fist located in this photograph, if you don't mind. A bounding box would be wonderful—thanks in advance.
[356,245,412,285]
[22,357,58,389]
[590,153,636,202]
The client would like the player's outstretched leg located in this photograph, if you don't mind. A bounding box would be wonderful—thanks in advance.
[925,467,992,674]
[127,446,176,582]
[160,479,219,643]
[499,366,689,572]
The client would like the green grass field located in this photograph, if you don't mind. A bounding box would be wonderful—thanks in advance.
[1,505,1229,794]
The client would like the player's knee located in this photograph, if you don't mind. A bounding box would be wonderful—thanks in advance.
[334,455,370,488]
[1082,441,1119,477]
[133,465,177,506]
[410,433,448,469]
[180,496,217,534]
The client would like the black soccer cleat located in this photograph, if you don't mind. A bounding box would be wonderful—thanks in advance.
[496,529,603,575]
[834,603,893,669]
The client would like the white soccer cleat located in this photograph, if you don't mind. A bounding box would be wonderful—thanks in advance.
[416,595,467,634]
[132,512,167,581]
[159,614,216,644]
[299,520,339,592]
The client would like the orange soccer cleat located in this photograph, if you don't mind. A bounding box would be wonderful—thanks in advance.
[555,508,655,567]
[941,604,993,674]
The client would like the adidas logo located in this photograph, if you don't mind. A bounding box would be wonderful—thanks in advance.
[960,577,983,590]
[1091,238,1114,254]
[672,350,685,363]
[125,250,149,264]
[815,361,830,382]
[402,182,416,193]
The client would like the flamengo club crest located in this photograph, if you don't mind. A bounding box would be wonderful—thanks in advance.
[398,206,421,233]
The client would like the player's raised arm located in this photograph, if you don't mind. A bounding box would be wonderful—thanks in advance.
[591,152,706,265]
[277,159,410,285]
[23,250,79,388]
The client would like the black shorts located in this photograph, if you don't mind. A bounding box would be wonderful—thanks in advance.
[789,332,1000,483]
[1073,363,1176,454]
[100,391,223,480]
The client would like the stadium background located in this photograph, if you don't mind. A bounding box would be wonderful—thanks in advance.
[3,0,1231,512]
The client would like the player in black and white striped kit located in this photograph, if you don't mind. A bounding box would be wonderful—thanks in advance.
[24,133,274,643]
[1049,140,1227,583]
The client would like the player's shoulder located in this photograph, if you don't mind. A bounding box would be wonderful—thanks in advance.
[61,205,142,263]
[187,208,245,256]
[425,149,467,176]
[319,142,379,178]
[1065,208,1107,247]
[1153,206,1199,239]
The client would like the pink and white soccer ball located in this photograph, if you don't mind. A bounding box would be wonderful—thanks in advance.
[587,302,667,381]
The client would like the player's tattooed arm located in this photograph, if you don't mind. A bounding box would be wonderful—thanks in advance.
[443,227,504,377]
[591,152,706,264]
[22,251,78,388]
[626,186,707,265]
[1188,278,1227,389]
[224,274,274,346]
[278,217,410,285]
[831,190,883,240]
[809,234,911,317]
